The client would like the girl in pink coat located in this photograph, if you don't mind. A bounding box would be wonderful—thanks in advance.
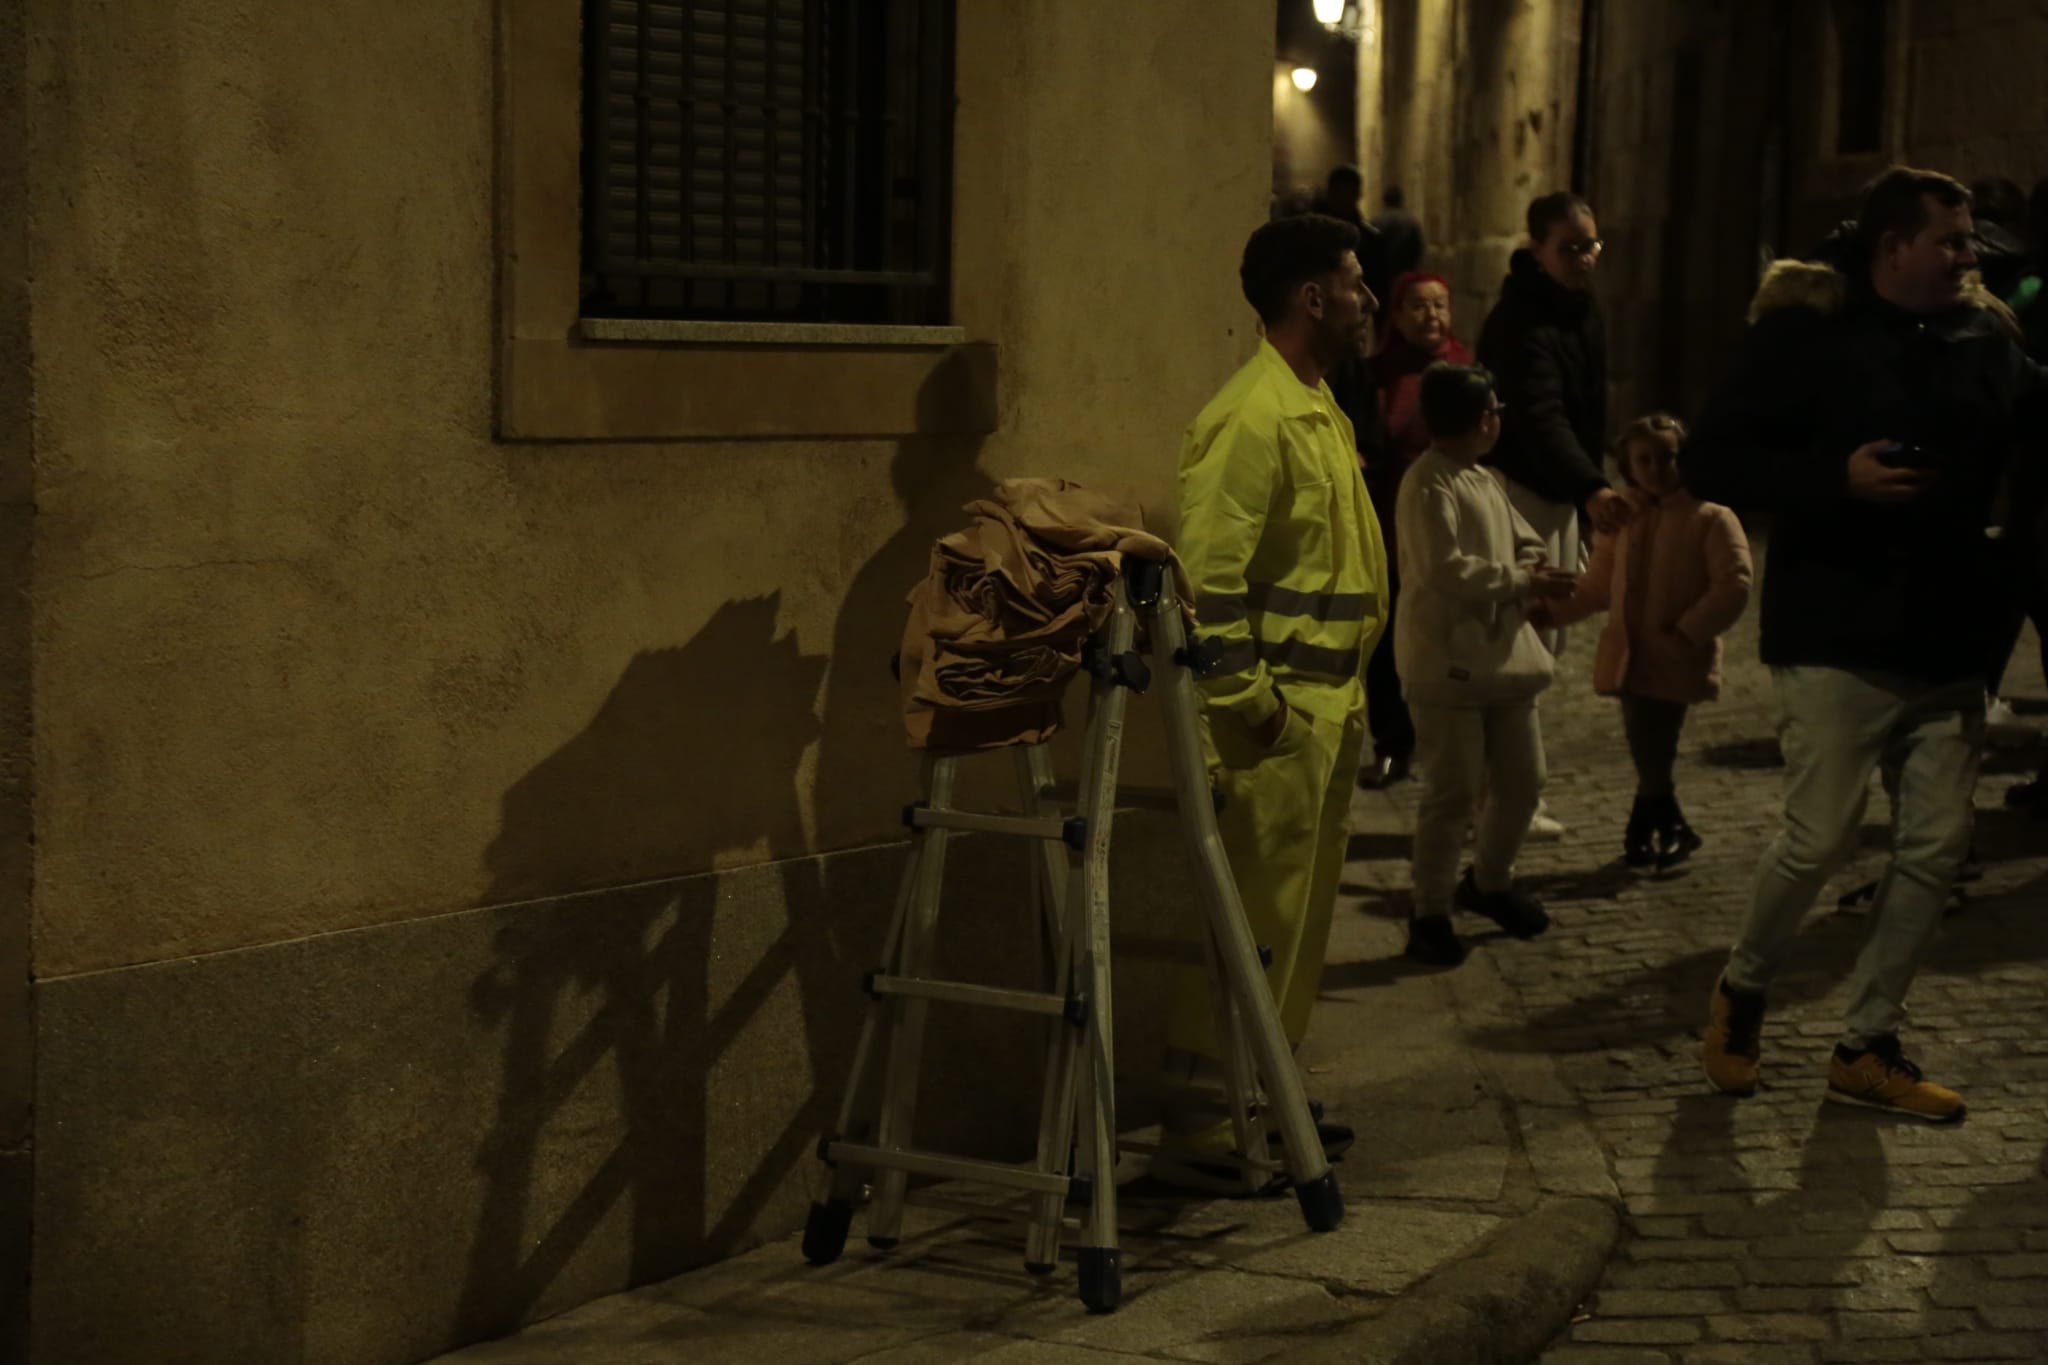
[1538,415,1754,870]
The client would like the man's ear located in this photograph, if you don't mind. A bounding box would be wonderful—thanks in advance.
[1301,279,1326,318]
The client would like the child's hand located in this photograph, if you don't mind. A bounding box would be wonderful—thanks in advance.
[1530,566,1579,599]
[1586,487,1635,533]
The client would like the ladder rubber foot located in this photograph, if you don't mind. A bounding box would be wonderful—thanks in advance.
[1024,1260,1057,1277]
[867,1235,900,1252]
[802,1200,853,1266]
[1295,1171,1345,1232]
[1077,1247,1122,1313]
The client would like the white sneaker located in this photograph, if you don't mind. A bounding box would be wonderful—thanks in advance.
[1527,805,1567,841]
[1986,696,2034,748]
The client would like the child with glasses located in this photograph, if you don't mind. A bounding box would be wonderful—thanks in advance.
[1395,363,1577,966]
[1534,414,1753,870]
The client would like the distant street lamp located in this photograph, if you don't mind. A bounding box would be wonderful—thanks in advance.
[1290,66,1318,92]
[1312,0,1346,23]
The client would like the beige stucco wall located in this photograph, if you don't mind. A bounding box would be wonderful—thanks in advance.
[19,1,1274,1360]
[28,0,1267,976]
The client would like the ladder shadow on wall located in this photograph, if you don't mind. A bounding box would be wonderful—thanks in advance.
[449,370,996,1345]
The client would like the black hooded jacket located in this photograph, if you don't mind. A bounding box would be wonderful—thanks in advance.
[1681,259,2048,682]
[1475,249,1609,507]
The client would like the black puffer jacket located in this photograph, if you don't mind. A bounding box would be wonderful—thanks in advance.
[1476,249,1609,507]
[1683,260,2048,682]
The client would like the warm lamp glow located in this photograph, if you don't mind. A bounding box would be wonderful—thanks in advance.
[1313,0,1345,23]
[1290,66,1318,92]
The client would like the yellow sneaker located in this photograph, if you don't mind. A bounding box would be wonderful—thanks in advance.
[1701,975,1766,1096]
[1825,1036,1966,1123]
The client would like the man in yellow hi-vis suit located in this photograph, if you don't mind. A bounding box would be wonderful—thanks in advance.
[1155,214,1387,1191]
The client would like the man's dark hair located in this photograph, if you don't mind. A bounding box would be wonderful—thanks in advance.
[1854,166,1970,257]
[2031,178,2048,243]
[1327,164,1363,195]
[1419,362,1497,441]
[1240,214,1361,325]
[1527,191,1593,243]
[1383,185,1405,209]
[1972,176,2026,231]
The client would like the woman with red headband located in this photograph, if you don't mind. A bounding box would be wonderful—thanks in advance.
[1359,271,1470,789]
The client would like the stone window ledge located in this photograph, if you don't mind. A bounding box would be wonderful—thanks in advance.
[578,319,970,348]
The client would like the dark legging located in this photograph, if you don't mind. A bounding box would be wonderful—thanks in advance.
[1367,574,1415,762]
[1620,694,1689,800]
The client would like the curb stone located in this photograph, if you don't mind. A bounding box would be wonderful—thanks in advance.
[1291,1195,1622,1365]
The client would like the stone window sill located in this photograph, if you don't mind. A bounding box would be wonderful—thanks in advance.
[577,319,970,348]
[501,333,997,443]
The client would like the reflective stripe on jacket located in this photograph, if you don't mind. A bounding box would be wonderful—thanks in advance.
[1177,341,1390,725]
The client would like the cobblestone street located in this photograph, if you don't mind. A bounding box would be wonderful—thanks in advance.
[1348,544,2048,1365]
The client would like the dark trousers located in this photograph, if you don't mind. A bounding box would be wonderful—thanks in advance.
[1367,575,1415,761]
[1620,694,1689,800]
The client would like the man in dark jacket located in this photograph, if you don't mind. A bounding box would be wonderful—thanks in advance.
[1690,167,2048,1123]
[1477,191,1629,840]
[1313,165,1391,317]
[1478,191,1633,649]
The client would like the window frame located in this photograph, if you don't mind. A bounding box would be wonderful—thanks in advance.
[496,0,998,442]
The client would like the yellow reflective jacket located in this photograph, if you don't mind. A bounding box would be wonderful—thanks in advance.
[1177,341,1390,726]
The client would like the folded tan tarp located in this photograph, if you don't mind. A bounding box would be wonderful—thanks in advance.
[899,478,1193,751]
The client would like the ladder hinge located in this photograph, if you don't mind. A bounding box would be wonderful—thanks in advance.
[1112,650,1152,693]
[1176,637,1225,677]
[1123,557,1165,606]
[1061,816,1088,851]
[1063,993,1091,1027]
[901,801,926,829]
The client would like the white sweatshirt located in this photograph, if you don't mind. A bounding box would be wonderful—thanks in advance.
[1393,448,1557,707]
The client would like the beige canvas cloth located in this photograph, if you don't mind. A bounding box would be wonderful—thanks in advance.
[900,478,1194,751]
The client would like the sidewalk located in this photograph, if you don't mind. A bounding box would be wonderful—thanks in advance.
[432,768,1625,1365]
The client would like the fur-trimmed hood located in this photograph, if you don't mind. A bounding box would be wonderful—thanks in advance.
[1747,258,2018,336]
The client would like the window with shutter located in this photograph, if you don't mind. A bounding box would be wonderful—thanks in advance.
[582,0,955,325]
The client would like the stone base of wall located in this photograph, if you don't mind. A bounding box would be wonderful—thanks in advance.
[30,816,1197,1364]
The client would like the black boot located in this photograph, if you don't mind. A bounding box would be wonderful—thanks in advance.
[1656,796,1704,871]
[1624,798,1658,868]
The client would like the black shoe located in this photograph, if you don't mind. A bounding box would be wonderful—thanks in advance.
[1656,797,1704,871]
[1404,913,1467,965]
[1455,870,1550,938]
[1358,753,1412,790]
[1624,798,1658,868]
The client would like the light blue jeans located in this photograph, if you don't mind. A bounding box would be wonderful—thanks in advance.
[1725,666,1983,1049]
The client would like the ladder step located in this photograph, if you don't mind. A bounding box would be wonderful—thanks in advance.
[1038,780,1176,813]
[906,807,1079,844]
[868,972,1078,1021]
[826,1141,1073,1197]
